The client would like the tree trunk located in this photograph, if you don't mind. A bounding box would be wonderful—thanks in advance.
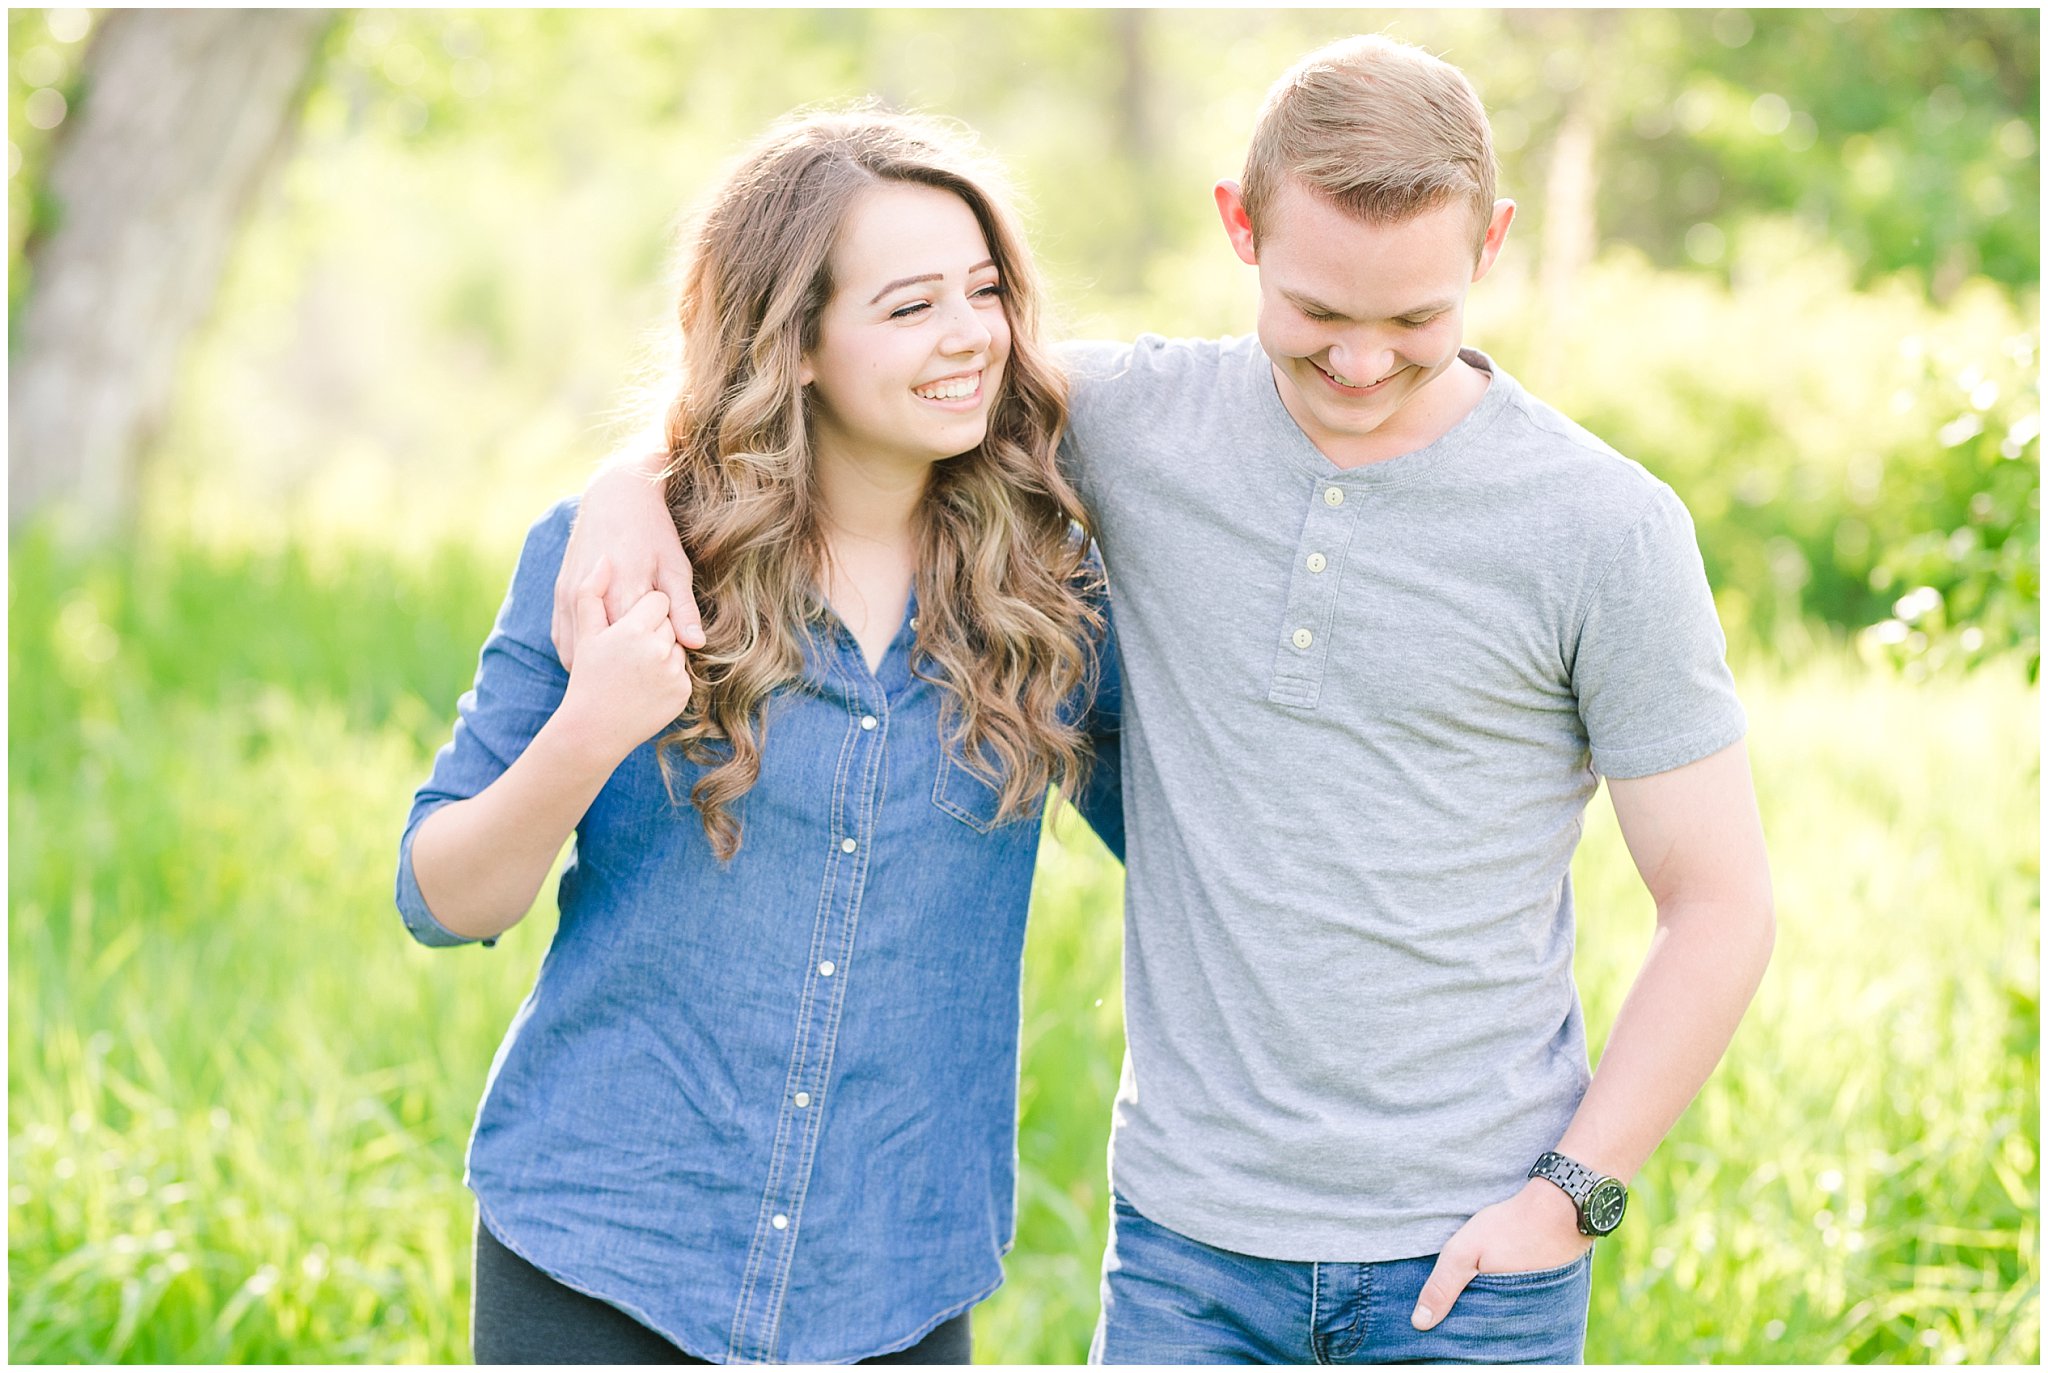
[1539,100,1599,313]
[1110,8,1157,288]
[1537,14,1613,326]
[9,9,333,538]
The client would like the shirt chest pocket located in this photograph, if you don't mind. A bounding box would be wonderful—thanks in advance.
[931,745,1041,834]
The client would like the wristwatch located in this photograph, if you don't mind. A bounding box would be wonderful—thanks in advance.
[1528,1151,1628,1237]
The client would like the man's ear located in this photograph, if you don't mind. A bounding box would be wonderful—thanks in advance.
[1215,180,1260,266]
[1471,199,1517,284]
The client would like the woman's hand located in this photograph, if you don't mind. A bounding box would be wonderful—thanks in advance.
[555,557,695,767]
[551,458,704,669]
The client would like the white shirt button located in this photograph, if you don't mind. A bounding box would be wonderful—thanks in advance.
[909,616,919,631]
[772,1214,788,1230]
[1292,628,1314,650]
[1323,486,1345,507]
[793,1092,811,1108]
[819,961,836,977]
[860,715,877,730]
[840,837,857,853]
[1306,552,1328,573]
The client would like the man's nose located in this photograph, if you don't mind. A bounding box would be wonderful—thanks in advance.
[1326,331,1395,384]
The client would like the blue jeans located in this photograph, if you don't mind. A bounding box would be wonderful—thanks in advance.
[1091,1193,1593,1365]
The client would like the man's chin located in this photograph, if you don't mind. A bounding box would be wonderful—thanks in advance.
[1305,378,1402,430]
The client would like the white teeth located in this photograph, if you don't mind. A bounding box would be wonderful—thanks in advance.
[1323,365,1392,390]
[914,374,978,401]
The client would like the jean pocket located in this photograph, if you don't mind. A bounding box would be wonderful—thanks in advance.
[1464,1248,1593,1289]
[1412,1248,1591,1365]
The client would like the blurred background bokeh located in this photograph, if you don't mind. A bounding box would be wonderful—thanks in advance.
[8,8,2038,1363]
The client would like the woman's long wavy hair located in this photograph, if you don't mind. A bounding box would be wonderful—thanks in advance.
[655,109,1102,861]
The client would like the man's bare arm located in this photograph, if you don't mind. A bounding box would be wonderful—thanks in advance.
[1552,738,1777,1179]
[1412,739,1775,1329]
[551,445,704,668]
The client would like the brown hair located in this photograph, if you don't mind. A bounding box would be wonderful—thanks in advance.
[655,108,1101,860]
[1241,35,1496,251]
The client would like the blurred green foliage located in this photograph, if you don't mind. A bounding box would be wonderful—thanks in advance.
[1580,9,2039,295]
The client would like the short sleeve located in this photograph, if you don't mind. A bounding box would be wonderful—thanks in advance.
[1572,486,1748,780]
[394,498,580,946]
[1056,338,1136,518]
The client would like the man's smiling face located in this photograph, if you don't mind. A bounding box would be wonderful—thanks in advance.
[1220,176,1513,459]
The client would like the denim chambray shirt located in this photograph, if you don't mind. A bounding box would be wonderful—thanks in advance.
[394,499,1122,1364]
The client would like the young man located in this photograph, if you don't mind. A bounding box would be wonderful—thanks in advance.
[552,36,1773,1365]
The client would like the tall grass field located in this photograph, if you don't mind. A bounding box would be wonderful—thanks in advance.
[9,526,2038,1363]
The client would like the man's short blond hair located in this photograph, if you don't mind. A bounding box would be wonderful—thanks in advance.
[1241,35,1497,252]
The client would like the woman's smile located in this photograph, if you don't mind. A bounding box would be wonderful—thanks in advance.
[912,368,985,408]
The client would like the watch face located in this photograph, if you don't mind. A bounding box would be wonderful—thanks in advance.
[1586,1178,1628,1234]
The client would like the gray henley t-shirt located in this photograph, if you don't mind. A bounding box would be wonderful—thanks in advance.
[1059,335,1747,1262]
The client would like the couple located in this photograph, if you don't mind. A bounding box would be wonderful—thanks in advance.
[397,34,1774,1366]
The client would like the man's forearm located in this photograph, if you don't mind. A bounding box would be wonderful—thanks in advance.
[408,715,621,940]
[1555,896,1775,1182]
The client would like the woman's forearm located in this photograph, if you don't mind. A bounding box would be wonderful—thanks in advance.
[408,713,623,940]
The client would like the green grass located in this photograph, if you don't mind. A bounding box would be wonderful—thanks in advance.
[9,527,2038,1363]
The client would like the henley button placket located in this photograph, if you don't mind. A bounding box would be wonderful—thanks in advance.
[1268,480,1361,709]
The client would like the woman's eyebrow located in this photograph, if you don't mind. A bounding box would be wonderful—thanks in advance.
[866,259,997,305]
[868,273,941,305]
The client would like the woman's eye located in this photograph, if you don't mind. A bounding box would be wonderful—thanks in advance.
[888,301,930,320]
[973,282,1006,300]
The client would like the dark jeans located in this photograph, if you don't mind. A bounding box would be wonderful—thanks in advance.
[471,1217,974,1364]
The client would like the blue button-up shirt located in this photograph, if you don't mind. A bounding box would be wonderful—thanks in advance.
[395,500,1121,1363]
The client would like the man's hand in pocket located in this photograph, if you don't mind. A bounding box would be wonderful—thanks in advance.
[1411,1180,1594,1330]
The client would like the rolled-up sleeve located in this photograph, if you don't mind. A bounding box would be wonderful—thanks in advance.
[395,498,580,947]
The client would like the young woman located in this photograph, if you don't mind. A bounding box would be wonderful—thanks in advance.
[395,111,1119,1365]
